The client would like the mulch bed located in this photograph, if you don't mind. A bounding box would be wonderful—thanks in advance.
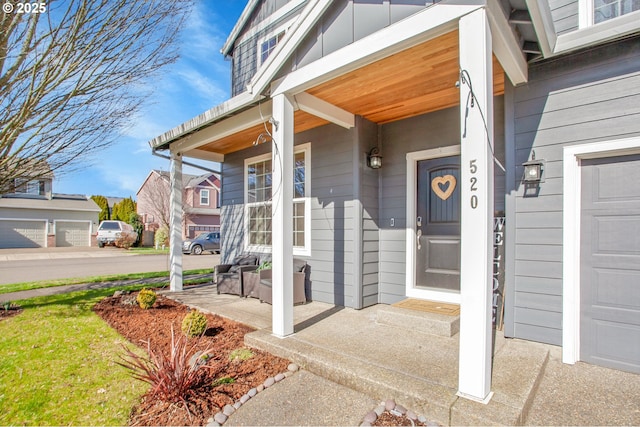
[0,304,23,321]
[93,291,290,426]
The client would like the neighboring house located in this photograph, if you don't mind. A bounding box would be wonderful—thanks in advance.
[136,170,221,239]
[0,169,100,248]
[148,0,640,401]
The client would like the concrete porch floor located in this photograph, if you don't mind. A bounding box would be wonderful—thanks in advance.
[163,283,640,426]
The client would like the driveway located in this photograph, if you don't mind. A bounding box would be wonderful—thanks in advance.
[0,247,219,285]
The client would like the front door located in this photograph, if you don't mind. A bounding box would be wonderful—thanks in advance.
[415,155,461,294]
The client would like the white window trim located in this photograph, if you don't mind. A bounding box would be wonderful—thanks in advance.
[244,142,311,256]
[200,189,210,206]
[405,145,461,305]
[562,136,640,366]
[578,0,640,28]
[256,20,291,67]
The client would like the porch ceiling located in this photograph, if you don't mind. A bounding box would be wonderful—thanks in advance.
[196,30,504,157]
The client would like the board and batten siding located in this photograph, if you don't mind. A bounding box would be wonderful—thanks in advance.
[504,35,640,346]
[378,100,506,304]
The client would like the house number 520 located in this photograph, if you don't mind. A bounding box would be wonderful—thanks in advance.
[469,159,478,209]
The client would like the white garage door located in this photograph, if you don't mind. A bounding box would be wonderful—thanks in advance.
[580,154,640,374]
[0,219,47,248]
[55,221,90,247]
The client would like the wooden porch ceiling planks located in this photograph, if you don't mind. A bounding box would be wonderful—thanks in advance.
[195,30,504,157]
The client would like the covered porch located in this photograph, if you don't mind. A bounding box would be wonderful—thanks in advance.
[153,1,528,403]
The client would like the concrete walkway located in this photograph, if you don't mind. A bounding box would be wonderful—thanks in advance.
[165,283,640,426]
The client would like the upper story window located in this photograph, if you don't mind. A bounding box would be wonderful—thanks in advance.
[581,0,640,26]
[259,30,285,66]
[14,178,45,195]
[200,189,210,206]
[594,0,639,23]
[244,143,311,255]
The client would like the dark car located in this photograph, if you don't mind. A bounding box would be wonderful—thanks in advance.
[182,231,220,255]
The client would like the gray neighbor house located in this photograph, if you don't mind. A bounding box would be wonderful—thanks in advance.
[149,0,640,403]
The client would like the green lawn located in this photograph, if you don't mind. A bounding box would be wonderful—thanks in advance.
[0,269,212,295]
[0,285,151,425]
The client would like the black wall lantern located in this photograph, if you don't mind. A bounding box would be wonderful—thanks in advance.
[368,147,382,169]
[522,151,544,183]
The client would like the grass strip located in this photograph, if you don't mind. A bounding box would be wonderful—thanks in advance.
[0,285,152,425]
[0,269,212,295]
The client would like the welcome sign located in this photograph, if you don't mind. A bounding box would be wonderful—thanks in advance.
[493,216,505,330]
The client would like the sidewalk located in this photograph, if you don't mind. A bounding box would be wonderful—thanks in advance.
[165,283,640,426]
[0,246,136,261]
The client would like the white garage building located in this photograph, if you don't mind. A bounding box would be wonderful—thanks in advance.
[0,195,100,249]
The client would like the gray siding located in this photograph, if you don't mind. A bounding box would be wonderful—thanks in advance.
[504,36,640,346]
[378,100,506,304]
[220,122,361,307]
[549,0,579,35]
[231,0,306,96]
[294,0,434,69]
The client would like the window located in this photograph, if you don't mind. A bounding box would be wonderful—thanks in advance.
[594,0,639,23]
[200,189,210,206]
[259,31,285,65]
[581,0,640,26]
[14,178,44,195]
[245,144,310,254]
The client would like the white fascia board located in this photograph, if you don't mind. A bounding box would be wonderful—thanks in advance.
[186,149,225,163]
[171,99,273,154]
[525,0,556,57]
[221,0,260,57]
[148,91,263,150]
[271,1,484,97]
[294,92,355,129]
[486,0,528,85]
[554,11,640,54]
[247,0,335,96]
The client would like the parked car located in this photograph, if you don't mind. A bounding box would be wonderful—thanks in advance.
[182,231,220,255]
[96,220,137,247]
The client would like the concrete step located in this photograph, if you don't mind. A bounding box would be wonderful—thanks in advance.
[245,328,458,426]
[376,304,460,337]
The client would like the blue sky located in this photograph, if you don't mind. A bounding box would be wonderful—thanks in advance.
[54,1,248,198]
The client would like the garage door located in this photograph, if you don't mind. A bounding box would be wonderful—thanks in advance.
[55,221,90,247]
[580,154,640,374]
[0,219,47,248]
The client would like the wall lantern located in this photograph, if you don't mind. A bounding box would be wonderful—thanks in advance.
[368,147,382,169]
[522,151,544,183]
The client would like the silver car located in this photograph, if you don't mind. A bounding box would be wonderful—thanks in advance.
[182,231,220,255]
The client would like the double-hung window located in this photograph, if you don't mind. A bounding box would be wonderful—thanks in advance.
[245,143,310,254]
[200,189,210,206]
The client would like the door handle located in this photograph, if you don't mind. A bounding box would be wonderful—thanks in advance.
[416,228,422,251]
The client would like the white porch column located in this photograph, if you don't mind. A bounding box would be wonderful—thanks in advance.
[457,8,495,403]
[169,151,184,292]
[271,93,295,337]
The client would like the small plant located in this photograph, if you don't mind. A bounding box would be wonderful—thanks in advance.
[2,301,11,311]
[256,261,272,272]
[117,326,213,405]
[212,376,235,386]
[136,288,157,309]
[229,347,254,362]
[181,310,208,338]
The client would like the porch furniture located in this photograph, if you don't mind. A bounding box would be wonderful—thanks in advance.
[214,254,258,296]
[258,258,308,305]
[242,257,272,299]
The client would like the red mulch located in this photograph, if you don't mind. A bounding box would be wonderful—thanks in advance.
[92,291,290,426]
[0,305,22,320]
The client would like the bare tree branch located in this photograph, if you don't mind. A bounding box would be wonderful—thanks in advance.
[0,0,193,192]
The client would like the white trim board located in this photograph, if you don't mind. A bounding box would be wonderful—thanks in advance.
[562,136,640,365]
[406,145,462,305]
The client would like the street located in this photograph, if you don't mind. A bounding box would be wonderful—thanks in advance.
[0,248,219,285]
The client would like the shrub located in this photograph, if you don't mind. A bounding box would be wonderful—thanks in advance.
[229,347,254,362]
[115,232,137,249]
[181,310,207,338]
[117,326,213,404]
[136,289,157,309]
[154,226,169,248]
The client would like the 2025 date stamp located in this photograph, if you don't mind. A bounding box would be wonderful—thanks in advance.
[3,2,47,14]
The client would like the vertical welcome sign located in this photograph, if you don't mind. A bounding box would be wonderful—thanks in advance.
[493,216,505,330]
